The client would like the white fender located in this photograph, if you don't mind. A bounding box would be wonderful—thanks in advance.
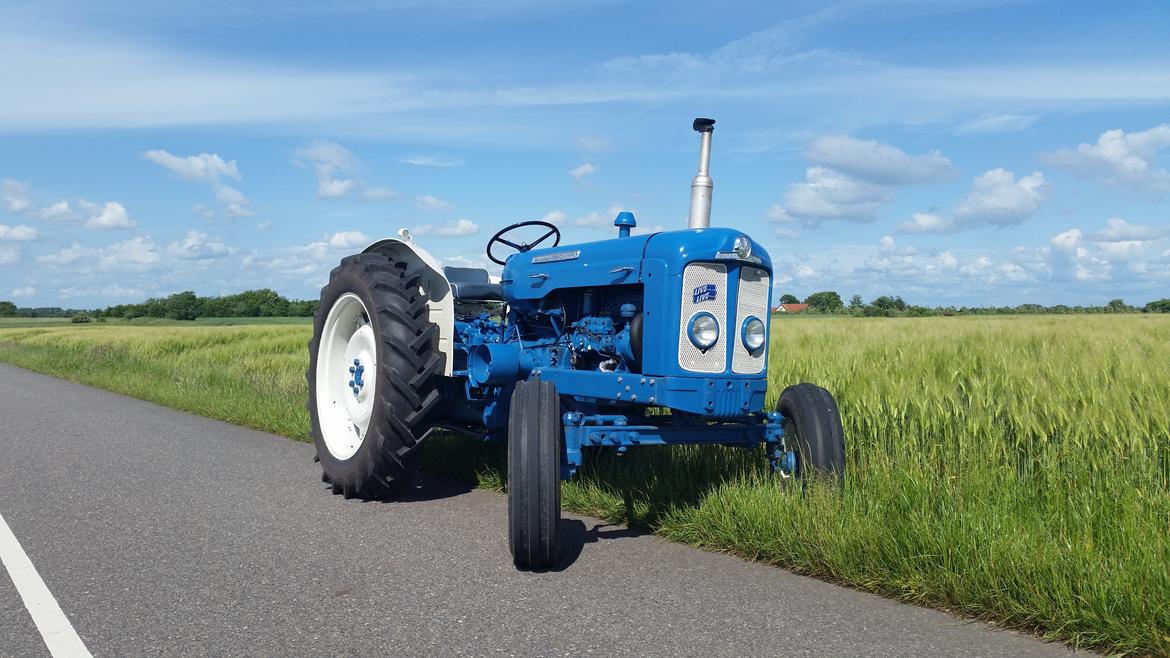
[362,229,455,376]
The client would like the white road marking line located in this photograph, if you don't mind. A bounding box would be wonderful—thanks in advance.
[0,512,93,658]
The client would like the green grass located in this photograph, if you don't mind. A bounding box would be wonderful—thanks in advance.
[1,316,1167,654]
[0,317,74,328]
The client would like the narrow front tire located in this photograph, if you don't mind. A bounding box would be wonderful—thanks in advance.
[507,379,562,569]
[776,383,845,480]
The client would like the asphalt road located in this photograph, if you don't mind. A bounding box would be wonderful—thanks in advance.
[0,363,1083,657]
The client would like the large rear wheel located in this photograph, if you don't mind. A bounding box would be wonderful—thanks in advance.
[776,383,845,481]
[308,253,443,498]
[508,379,562,569]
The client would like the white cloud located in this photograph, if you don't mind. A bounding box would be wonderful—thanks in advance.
[1043,125,1170,197]
[899,169,1047,234]
[11,286,35,297]
[362,186,398,200]
[0,246,18,265]
[99,236,161,270]
[1,179,31,213]
[0,224,38,241]
[574,204,628,228]
[569,162,598,181]
[327,231,371,249]
[142,150,240,184]
[37,242,87,265]
[1047,228,1111,282]
[34,237,160,272]
[771,136,957,229]
[413,194,452,212]
[442,254,497,272]
[143,149,252,218]
[955,114,1037,134]
[954,169,1046,226]
[541,210,568,225]
[167,230,232,260]
[805,135,956,185]
[317,178,359,198]
[296,140,354,170]
[574,211,608,228]
[80,200,137,229]
[296,140,359,199]
[1089,218,1169,243]
[412,218,479,237]
[399,155,464,167]
[898,212,952,234]
[2,19,1169,137]
[34,201,77,222]
[770,167,890,225]
[256,219,273,231]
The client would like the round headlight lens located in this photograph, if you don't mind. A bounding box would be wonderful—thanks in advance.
[733,235,752,259]
[742,316,766,352]
[688,312,719,350]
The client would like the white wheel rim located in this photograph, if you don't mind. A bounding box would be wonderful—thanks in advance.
[316,292,378,460]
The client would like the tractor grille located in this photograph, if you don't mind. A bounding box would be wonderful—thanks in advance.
[678,262,728,373]
[732,266,770,374]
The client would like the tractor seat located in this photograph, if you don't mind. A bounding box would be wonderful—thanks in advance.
[443,267,503,301]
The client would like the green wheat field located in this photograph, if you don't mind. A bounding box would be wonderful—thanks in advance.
[1,315,1167,654]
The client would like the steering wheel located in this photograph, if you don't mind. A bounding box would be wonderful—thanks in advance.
[486,220,562,265]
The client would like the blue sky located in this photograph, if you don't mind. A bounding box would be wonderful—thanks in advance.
[1,0,1168,308]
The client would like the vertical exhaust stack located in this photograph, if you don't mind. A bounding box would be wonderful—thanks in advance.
[687,117,716,229]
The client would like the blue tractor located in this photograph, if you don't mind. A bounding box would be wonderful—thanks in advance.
[308,118,844,569]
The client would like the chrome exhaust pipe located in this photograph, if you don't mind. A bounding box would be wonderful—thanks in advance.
[687,117,716,229]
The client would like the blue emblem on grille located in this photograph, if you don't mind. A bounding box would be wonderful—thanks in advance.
[692,284,717,303]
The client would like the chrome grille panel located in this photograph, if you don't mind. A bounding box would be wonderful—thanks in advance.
[732,266,770,374]
[678,262,728,373]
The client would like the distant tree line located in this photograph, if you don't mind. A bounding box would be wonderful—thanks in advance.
[2,290,1168,321]
[0,302,91,318]
[0,290,318,321]
[776,291,1170,317]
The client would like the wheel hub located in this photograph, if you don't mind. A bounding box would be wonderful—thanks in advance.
[315,292,378,461]
[341,324,376,428]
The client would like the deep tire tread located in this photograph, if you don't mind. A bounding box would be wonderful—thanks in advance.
[308,252,443,499]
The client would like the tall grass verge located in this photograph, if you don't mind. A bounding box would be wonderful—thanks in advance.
[1,316,1167,654]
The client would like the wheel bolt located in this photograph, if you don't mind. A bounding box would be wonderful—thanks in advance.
[352,386,360,395]
[348,380,355,387]
[353,358,360,366]
[349,366,356,373]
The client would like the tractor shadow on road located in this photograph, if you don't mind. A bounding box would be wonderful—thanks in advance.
[551,519,649,571]
[391,473,477,502]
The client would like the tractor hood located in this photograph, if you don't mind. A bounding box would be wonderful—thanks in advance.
[643,228,771,272]
[501,227,771,301]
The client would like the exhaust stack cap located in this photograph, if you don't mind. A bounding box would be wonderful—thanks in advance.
[688,117,716,229]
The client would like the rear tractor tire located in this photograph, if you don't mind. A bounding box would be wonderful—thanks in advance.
[308,253,443,499]
[776,383,845,481]
[508,379,563,570]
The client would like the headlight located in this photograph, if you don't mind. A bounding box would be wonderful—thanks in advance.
[688,312,719,350]
[733,235,752,260]
[741,316,765,352]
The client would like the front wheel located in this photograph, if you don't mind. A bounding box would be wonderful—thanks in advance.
[507,379,562,569]
[776,383,845,481]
